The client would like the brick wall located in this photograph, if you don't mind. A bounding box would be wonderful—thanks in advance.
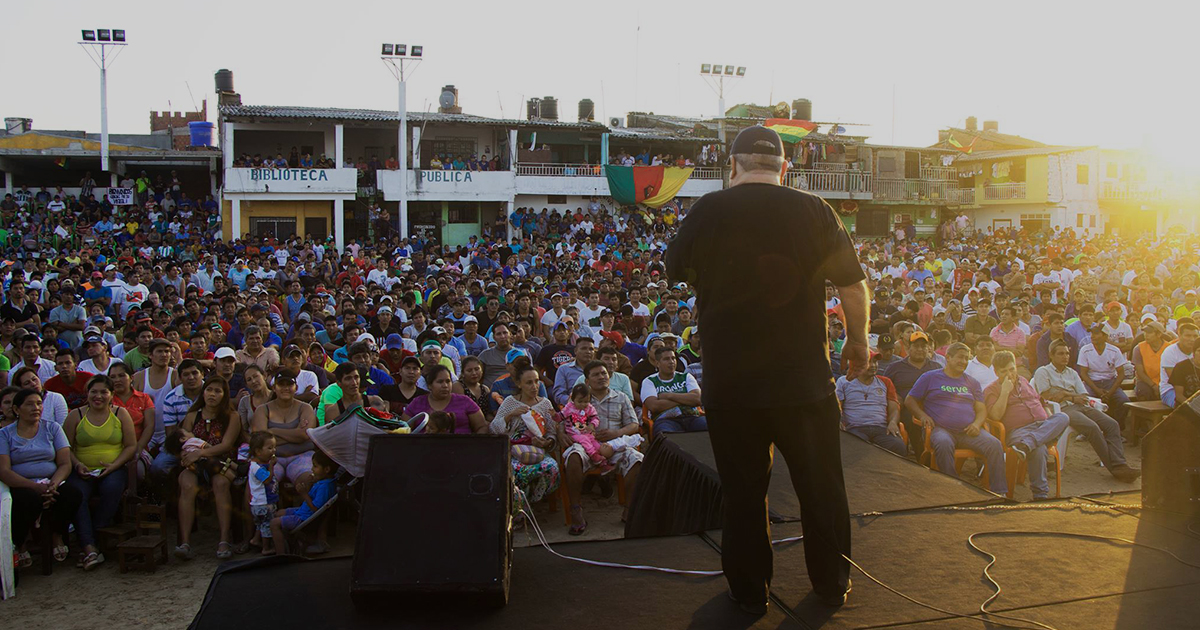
[149,100,208,149]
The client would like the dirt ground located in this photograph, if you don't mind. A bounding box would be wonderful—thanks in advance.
[3,439,1141,629]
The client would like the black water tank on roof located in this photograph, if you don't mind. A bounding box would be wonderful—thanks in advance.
[215,69,234,93]
[792,99,812,121]
[541,97,558,121]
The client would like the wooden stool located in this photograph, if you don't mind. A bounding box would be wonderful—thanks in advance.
[117,536,168,573]
[1126,401,1171,446]
[96,523,138,556]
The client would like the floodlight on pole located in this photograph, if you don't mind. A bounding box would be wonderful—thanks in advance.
[699,62,746,142]
[381,43,423,243]
[78,27,127,175]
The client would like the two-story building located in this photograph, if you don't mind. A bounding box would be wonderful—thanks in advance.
[217,89,725,249]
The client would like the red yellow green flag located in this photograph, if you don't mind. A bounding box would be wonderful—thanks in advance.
[763,118,817,143]
[604,165,694,208]
[948,135,976,154]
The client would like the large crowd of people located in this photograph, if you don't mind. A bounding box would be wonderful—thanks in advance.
[2,166,1196,579]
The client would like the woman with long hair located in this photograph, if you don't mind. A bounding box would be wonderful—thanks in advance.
[108,362,156,478]
[63,374,137,570]
[175,377,241,560]
[402,364,486,434]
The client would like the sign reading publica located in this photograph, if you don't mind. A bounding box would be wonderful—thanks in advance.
[418,170,473,183]
[250,168,329,182]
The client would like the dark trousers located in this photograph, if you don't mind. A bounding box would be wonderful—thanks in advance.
[9,483,84,547]
[66,468,129,548]
[708,394,851,604]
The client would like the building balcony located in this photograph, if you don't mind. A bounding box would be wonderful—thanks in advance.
[377,169,516,202]
[784,169,873,200]
[510,163,722,198]
[223,167,358,197]
[872,178,961,204]
[1101,182,1164,201]
[983,182,1027,201]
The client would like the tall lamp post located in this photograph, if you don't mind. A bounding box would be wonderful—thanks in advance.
[700,64,745,144]
[79,29,127,182]
[381,44,422,243]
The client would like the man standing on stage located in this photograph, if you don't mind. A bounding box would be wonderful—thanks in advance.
[667,126,868,614]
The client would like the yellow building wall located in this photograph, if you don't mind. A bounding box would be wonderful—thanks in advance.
[0,132,139,152]
[221,199,333,240]
[975,155,1050,205]
[1025,155,1049,203]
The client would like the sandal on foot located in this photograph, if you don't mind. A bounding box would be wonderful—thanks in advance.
[16,550,33,568]
[568,505,587,536]
[53,545,70,562]
[82,552,105,571]
[233,541,252,555]
[216,542,233,560]
[174,543,195,561]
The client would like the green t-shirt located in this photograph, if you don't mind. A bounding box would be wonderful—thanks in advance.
[642,372,699,420]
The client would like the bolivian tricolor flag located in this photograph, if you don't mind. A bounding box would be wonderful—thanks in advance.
[948,135,976,154]
[763,118,817,143]
[604,165,693,209]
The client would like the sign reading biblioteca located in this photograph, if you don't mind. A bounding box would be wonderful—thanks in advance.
[250,168,330,182]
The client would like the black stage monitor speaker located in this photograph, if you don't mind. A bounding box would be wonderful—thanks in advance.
[1142,393,1200,519]
[351,434,512,608]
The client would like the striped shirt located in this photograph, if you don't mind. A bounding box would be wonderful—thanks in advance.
[590,388,638,433]
[152,384,199,447]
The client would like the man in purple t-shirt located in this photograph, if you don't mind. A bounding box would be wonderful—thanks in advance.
[904,342,1007,494]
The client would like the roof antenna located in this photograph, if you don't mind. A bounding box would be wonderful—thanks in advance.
[497,91,505,119]
[185,81,200,112]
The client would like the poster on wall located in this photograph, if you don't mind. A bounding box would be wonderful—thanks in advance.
[107,187,134,205]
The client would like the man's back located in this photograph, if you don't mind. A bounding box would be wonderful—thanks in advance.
[667,184,863,409]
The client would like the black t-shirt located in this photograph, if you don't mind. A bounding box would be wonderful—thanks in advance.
[1,299,39,324]
[1168,360,1200,401]
[666,183,865,409]
[881,359,940,400]
[534,343,575,380]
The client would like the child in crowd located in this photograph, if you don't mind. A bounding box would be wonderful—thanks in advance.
[425,411,455,434]
[247,432,278,555]
[164,425,236,480]
[271,449,337,553]
[562,384,612,468]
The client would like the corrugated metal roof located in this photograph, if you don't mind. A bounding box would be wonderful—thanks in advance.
[608,128,713,143]
[219,104,606,130]
[955,146,1091,162]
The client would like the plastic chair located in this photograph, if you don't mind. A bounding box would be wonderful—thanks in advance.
[985,420,1061,499]
[921,423,990,488]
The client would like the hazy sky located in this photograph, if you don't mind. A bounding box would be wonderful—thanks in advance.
[3,0,1196,168]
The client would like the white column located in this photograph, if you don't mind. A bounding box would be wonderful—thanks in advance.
[110,172,118,188]
[398,80,409,240]
[209,157,219,199]
[100,60,110,172]
[4,170,13,195]
[411,125,421,169]
[335,124,345,168]
[222,123,235,170]
[508,129,518,169]
[334,199,345,253]
[506,201,515,243]
[231,198,241,242]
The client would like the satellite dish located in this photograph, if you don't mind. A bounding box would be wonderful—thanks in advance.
[439,90,456,110]
[609,117,623,128]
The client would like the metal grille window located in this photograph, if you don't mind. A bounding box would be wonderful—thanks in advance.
[429,138,478,161]
[249,217,297,240]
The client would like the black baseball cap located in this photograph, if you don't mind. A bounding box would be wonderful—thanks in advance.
[877,334,895,349]
[730,125,784,158]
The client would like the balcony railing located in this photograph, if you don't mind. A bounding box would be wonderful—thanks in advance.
[784,169,872,194]
[947,187,976,204]
[515,163,725,180]
[873,178,960,202]
[515,163,605,177]
[1101,182,1163,201]
[920,166,959,181]
[984,182,1027,201]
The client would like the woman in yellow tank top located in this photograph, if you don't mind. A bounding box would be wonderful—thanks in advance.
[63,374,137,570]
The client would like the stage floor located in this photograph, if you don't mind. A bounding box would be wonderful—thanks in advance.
[192,493,1200,630]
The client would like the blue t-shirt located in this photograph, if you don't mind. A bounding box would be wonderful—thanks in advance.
[0,420,69,479]
[296,478,336,520]
[908,369,982,431]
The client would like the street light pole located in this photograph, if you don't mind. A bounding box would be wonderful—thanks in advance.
[79,29,127,179]
[700,64,745,144]
[382,45,422,245]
